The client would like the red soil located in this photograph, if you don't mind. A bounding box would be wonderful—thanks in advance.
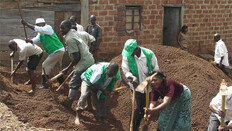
[0,44,231,130]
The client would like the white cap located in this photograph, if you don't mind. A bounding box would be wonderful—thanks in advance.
[214,33,219,36]
[35,18,45,24]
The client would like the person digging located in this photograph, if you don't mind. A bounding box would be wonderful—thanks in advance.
[121,39,159,131]
[75,62,121,125]
[9,39,43,93]
[21,18,65,89]
[144,71,192,131]
[60,20,94,108]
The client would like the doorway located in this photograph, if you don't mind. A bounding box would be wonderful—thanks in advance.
[162,7,182,46]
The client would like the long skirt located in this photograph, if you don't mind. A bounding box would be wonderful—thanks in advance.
[158,86,191,131]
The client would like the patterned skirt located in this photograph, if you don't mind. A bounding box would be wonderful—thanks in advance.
[158,85,191,131]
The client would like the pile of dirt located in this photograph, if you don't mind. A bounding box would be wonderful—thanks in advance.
[0,44,231,130]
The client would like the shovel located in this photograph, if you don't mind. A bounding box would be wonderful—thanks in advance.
[219,79,228,127]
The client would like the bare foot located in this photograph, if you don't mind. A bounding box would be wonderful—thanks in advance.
[74,113,81,125]
[28,89,34,94]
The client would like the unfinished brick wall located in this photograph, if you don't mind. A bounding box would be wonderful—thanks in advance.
[89,0,232,59]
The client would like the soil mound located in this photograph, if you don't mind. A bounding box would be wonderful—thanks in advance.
[110,44,232,130]
[0,44,231,130]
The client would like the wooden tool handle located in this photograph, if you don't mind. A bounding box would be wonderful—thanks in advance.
[56,70,74,91]
[113,86,128,92]
[17,0,28,39]
[220,95,225,127]
[144,82,150,121]
[130,88,136,131]
[49,73,64,82]
[10,57,13,82]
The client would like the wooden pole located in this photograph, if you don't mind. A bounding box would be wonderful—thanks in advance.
[220,95,225,127]
[16,0,28,39]
[130,88,136,131]
[56,70,74,91]
[10,57,13,82]
[144,82,150,121]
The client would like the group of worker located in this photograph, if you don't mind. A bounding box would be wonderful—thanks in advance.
[8,14,232,131]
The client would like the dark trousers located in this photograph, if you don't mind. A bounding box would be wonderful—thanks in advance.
[130,90,146,131]
[216,64,229,75]
[208,113,229,131]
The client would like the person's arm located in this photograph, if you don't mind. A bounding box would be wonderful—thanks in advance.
[34,25,54,35]
[144,101,157,116]
[151,54,159,72]
[177,33,183,48]
[61,51,81,75]
[21,19,35,30]
[96,26,102,49]
[219,56,224,66]
[89,82,110,96]
[121,56,138,88]
[150,96,172,112]
[87,33,96,43]
[209,104,225,118]
[218,122,232,131]
[10,60,24,77]
[31,33,40,44]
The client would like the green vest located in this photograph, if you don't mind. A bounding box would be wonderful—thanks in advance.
[39,32,64,54]
[127,47,154,82]
[83,62,120,98]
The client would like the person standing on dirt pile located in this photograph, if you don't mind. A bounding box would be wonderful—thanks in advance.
[144,71,191,131]
[71,25,96,47]
[211,34,229,75]
[86,15,102,62]
[177,25,189,51]
[207,86,232,131]
[8,39,43,93]
[70,15,84,32]
[60,20,94,108]
[121,39,159,131]
[21,18,65,89]
[75,62,121,124]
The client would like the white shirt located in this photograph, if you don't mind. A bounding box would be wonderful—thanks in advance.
[14,39,43,61]
[210,86,232,125]
[76,23,84,32]
[72,29,95,46]
[214,39,229,66]
[32,25,65,54]
[122,49,159,93]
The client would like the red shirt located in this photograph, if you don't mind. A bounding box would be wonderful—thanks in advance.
[151,79,184,101]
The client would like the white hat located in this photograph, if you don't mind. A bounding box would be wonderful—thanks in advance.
[214,33,219,36]
[35,18,45,24]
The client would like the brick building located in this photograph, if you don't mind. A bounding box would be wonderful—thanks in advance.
[0,0,232,61]
[89,0,232,59]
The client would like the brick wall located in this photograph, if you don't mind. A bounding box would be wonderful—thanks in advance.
[89,0,232,59]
